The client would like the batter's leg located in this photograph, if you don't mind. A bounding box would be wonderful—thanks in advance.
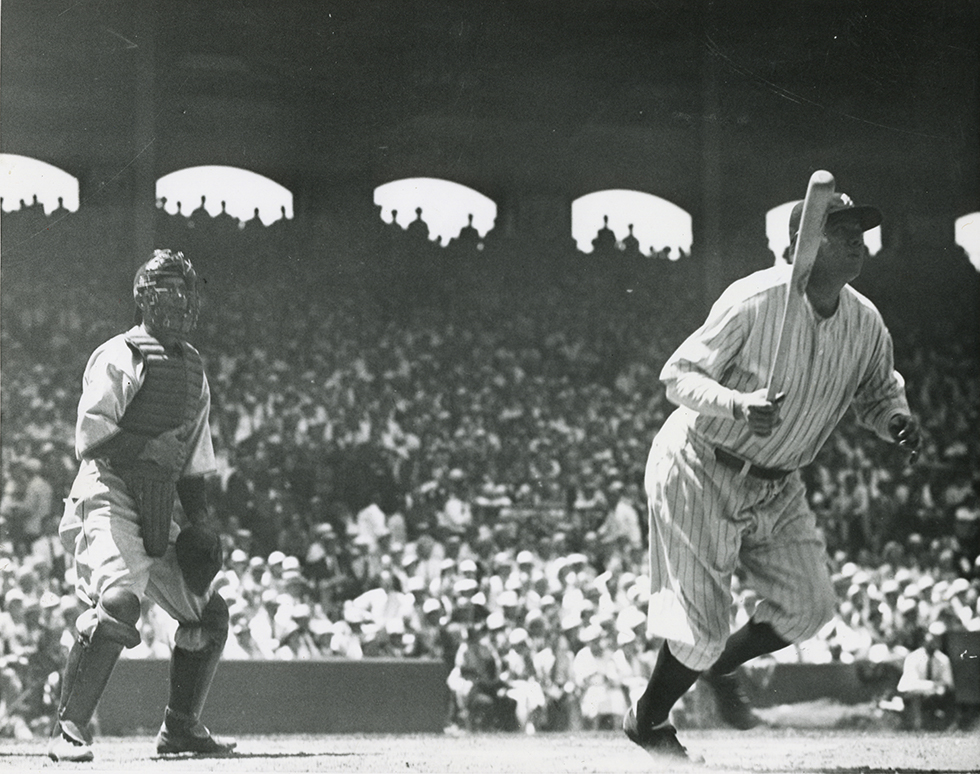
[700,619,789,729]
[704,476,835,731]
[708,618,789,675]
[623,643,703,762]
[739,476,836,646]
[636,642,701,728]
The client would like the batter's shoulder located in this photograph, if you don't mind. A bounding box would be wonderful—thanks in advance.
[714,265,788,309]
[843,284,887,324]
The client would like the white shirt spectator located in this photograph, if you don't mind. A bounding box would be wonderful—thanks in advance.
[355,502,389,552]
[898,643,954,696]
[437,493,473,535]
[597,493,643,551]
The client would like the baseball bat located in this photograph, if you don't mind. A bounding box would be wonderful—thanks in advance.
[765,170,836,401]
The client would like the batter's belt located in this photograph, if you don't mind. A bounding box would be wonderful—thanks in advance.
[714,447,791,481]
[115,462,177,557]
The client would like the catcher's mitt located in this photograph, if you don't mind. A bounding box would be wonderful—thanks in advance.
[175,524,223,596]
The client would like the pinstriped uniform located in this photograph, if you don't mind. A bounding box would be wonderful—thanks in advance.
[644,265,910,671]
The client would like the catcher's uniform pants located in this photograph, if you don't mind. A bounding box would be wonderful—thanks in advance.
[644,414,836,672]
[60,462,209,647]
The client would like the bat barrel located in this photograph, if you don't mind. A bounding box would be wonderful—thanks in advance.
[809,169,834,188]
[765,170,836,401]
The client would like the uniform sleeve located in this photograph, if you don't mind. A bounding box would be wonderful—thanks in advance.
[180,370,217,478]
[75,339,145,459]
[851,315,910,441]
[660,289,752,419]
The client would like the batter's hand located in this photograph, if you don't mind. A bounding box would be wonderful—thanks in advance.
[734,389,785,437]
[888,414,921,465]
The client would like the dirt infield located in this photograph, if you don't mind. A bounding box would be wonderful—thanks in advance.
[2,729,978,774]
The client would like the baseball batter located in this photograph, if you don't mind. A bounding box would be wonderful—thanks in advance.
[48,250,235,762]
[623,189,921,761]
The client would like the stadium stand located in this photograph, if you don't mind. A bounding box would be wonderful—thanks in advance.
[2,200,978,737]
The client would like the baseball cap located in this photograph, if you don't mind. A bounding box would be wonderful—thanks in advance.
[789,191,881,242]
[486,611,506,630]
[579,624,602,643]
[947,577,971,597]
[617,628,637,646]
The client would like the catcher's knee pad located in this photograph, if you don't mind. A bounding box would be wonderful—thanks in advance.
[175,593,229,651]
[200,593,230,635]
[75,587,142,649]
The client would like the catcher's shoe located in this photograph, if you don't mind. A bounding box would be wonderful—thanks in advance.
[623,705,703,763]
[155,709,236,756]
[701,670,762,730]
[47,721,94,763]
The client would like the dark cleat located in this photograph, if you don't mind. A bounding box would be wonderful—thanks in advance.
[701,670,762,730]
[623,704,703,764]
[155,709,236,756]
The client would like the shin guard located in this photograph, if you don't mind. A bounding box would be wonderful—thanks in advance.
[168,594,229,721]
[58,589,141,740]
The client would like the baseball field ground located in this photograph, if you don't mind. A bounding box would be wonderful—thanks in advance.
[1,728,977,774]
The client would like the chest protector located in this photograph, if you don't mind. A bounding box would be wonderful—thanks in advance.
[119,333,204,435]
[116,332,205,557]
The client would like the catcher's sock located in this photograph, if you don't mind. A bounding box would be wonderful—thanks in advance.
[635,642,701,728]
[707,619,789,677]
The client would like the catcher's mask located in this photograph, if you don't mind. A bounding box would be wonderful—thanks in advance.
[133,250,201,338]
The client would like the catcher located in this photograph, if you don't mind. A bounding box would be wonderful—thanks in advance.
[48,250,235,762]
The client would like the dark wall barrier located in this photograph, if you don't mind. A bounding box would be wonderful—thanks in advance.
[728,636,980,712]
[98,659,450,736]
[947,630,980,705]
[98,647,978,736]
[740,661,901,707]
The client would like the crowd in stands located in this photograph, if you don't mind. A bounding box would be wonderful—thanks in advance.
[1,202,978,737]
